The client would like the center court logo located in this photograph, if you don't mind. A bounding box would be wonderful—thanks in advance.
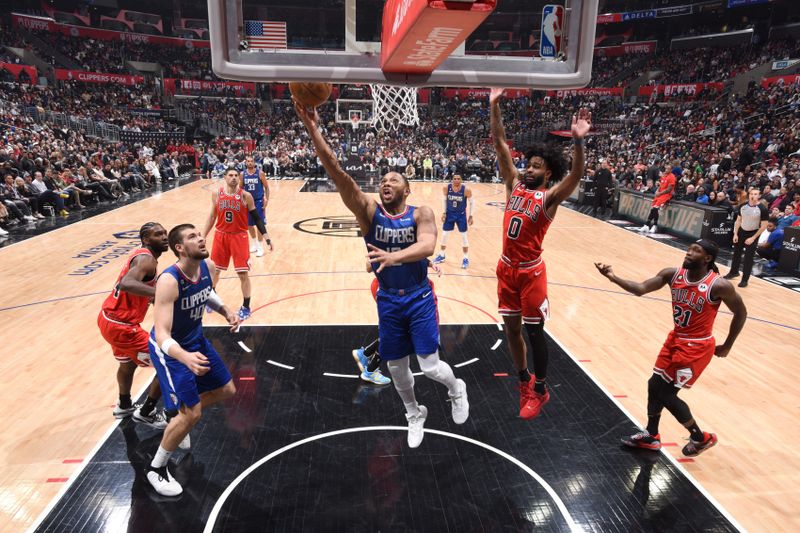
[293,216,362,238]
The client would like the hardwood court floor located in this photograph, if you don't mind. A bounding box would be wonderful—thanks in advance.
[0,179,797,532]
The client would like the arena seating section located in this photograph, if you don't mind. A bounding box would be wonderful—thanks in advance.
[1,6,799,236]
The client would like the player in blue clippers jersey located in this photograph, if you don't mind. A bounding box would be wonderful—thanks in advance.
[146,224,240,497]
[295,101,469,449]
[433,174,474,269]
[241,155,273,256]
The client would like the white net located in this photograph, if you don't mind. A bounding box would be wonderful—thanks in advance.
[369,84,419,132]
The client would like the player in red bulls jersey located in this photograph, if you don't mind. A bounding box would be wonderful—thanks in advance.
[490,88,591,420]
[97,222,169,428]
[638,164,676,233]
[202,167,268,321]
[595,239,747,457]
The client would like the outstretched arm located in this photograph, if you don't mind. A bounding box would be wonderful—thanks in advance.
[546,108,591,216]
[489,89,519,199]
[595,263,675,296]
[711,278,747,357]
[294,102,374,231]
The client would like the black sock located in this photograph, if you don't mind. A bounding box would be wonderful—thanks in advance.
[367,353,381,373]
[687,422,704,442]
[243,297,251,309]
[646,415,661,436]
[119,394,132,409]
[363,338,379,358]
[518,369,531,382]
[140,396,158,417]
[534,379,547,395]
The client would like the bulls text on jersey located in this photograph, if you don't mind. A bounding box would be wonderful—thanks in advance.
[219,198,242,211]
[506,194,543,222]
[671,287,707,314]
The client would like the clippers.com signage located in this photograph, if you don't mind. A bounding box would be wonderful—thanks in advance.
[55,69,144,86]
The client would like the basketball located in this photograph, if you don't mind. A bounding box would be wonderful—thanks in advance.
[289,82,332,108]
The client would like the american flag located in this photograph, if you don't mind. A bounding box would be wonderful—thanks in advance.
[244,20,287,49]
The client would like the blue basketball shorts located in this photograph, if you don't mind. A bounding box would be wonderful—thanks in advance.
[248,198,266,227]
[443,213,467,232]
[148,336,232,410]
[376,282,439,360]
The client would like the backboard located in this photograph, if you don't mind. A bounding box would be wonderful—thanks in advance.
[208,0,598,89]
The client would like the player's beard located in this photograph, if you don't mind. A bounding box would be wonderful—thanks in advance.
[189,249,210,260]
[682,257,700,270]
[523,174,545,190]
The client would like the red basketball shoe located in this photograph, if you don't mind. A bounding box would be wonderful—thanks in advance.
[622,431,662,450]
[519,381,550,420]
[682,432,717,457]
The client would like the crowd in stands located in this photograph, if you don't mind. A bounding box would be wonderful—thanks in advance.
[23,26,221,80]
[613,38,800,87]
[3,15,800,268]
[0,81,181,133]
[0,88,193,235]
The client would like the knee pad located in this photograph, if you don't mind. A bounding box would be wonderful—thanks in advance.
[417,350,443,380]
[387,358,414,390]
[461,232,469,248]
[440,230,451,245]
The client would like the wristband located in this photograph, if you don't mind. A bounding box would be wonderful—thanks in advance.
[572,138,584,147]
[207,289,224,312]
[161,337,179,355]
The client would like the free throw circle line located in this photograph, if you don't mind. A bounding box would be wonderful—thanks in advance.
[202,425,581,533]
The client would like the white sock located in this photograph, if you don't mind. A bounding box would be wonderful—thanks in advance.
[151,445,173,468]
[463,252,469,259]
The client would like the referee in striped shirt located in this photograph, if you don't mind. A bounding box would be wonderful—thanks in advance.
[724,187,768,287]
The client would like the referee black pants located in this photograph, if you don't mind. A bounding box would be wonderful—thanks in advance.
[729,228,758,282]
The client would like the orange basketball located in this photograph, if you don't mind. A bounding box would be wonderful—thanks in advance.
[289,82,333,108]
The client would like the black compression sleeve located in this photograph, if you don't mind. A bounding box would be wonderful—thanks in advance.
[249,208,267,235]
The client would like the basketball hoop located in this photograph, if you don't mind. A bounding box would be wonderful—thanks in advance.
[350,115,360,130]
[369,84,419,132]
